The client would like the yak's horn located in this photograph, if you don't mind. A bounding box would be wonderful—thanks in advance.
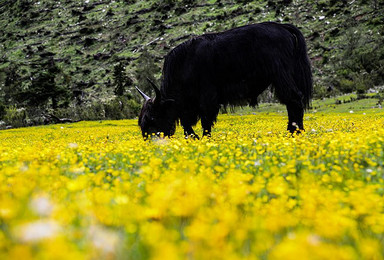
[135,86,151,101]
[146,77,161,99]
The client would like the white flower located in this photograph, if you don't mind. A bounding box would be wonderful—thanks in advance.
[16,220,60,242]
[88,225,119,254]
[254,161,261,166]
[307,234,321,245]
[30,196,53,217]
[68,143,78,148]
[287,232,296,239]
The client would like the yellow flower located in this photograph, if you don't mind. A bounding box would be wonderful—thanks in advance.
[1,112,384,258]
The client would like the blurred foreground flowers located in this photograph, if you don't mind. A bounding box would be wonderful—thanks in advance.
[0,112,384,259]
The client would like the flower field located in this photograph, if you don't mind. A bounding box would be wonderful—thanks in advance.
[1,111,384,259]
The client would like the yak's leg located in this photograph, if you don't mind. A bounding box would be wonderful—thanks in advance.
[286,102,304,133]
[183,125,199,140]
[201,120,212,137]
[200,105,220,138]
[180,112,200,139]
[273,75,305,134]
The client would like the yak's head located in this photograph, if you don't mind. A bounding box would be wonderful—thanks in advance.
[136,79,176,139]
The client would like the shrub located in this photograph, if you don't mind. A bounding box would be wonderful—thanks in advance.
[53,96,140,122]
[337,79,355,93]
[3,106,28,128]
[104,97,141,120]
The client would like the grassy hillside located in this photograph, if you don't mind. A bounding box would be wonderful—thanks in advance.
[0,0,383,125]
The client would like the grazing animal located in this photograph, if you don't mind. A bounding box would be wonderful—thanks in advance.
[136,22,313,139]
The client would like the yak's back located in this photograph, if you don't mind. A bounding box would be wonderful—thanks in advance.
[161,22,303,102]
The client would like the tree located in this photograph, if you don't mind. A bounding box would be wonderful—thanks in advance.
[113,62,133,97]
[2,63,23,106]
[17,58,70,110]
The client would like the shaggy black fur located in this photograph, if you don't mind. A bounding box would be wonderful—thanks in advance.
[138,22,313,139]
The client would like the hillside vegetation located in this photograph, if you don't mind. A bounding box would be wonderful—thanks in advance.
[0,0,383,127]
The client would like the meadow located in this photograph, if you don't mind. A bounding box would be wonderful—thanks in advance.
[1,106,384,259]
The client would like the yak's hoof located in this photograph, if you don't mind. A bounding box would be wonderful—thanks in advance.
[202,133,212,138]
[185,134,200,140]
[288,129,304,135]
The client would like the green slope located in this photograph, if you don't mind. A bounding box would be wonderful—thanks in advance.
[0,0,383,123]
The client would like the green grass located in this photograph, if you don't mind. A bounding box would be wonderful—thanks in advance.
[232,95,382,115]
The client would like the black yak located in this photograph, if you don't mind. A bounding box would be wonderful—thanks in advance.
[136,22,312,139]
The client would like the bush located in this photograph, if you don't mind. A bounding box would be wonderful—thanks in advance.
[335,73,373,94]
[337,79,355,93]
[104,97,141,120]
[313,84,338,99]
[3,106,28,128]
[54,101,105,121]
[54,96,140,122]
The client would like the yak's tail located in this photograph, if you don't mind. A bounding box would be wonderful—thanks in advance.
[282,24,313,110]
